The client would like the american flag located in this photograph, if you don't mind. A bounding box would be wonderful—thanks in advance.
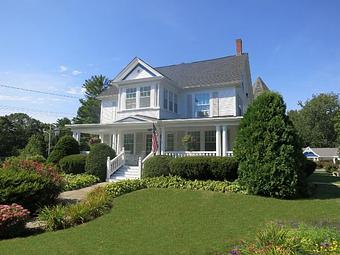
[151,123,158,153]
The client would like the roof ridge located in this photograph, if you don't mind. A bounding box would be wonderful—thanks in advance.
[155,54,246,69]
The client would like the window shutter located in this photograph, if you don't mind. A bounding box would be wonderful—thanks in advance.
[187,94,192,117]
[212,92,219,116]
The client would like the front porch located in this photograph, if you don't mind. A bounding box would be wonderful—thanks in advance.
[68,116,242,180]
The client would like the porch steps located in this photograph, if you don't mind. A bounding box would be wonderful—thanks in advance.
[108,165,140,182]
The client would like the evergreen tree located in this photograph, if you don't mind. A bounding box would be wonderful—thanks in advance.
[233,91,305,198]
[21,134,46,157]
[74,75,109,124]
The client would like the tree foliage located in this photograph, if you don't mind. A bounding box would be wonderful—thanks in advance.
[233,91,305,198]
[20,134,46,157]
[288,93,339,147]
[73,75,109,124]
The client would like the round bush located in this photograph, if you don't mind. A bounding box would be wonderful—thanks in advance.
[142,156,173,178]
[0,168,63,212]
[59,154,87,174]
[233,91,305,198]
[85,143,116,181]
[47,136,80,164]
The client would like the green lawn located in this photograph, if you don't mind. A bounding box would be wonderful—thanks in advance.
[1,188,339,255]
[308,170,340,185]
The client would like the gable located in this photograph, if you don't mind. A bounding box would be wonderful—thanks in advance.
[303,151,318,158]
[123,63,157,81]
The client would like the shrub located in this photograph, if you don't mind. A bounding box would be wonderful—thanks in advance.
[168,156,238,181]
[59,154,87,174]
[0,168,63,212]
[0,203,30,238]
[20,134,46,158]
[39,187,112,230]
[26,154,46,163]
[85,143,116,181]
[61,173,100,191]
[303,159,317,177]
[227,223,340,255]
[325,163,338,174]
[233,91,306,199]
[47,136,80,164]
[142,155,172,178]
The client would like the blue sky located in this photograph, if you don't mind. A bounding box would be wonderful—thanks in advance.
[0,0,339,123]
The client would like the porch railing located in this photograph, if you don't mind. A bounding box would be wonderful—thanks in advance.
[106,147,125,180]
[164,151,233,158]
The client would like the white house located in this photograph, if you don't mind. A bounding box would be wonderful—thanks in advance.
[303,147,339,164]
[69,39,255,181]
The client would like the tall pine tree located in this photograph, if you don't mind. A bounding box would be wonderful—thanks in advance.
[74,75,109,124]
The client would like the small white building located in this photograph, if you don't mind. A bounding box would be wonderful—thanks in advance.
[303,147,339,164]
[69,39,256,181]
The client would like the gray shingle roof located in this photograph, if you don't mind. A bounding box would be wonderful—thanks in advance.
[310,148,339,157]
[155,55,247,88]
[253,77,269,98]
[98,54,248,97]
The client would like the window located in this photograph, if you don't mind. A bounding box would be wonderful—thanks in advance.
[195,93,210,117]
[174,94,178,113]
[169,91,173,111]
[166,133,174,151]
[145,134,152,154]
[140,86,151,108]
[125,88,136,109]
[187,131,200,151]
[205,130,216,151]
[124,133,134,153]
[163,89,168,109]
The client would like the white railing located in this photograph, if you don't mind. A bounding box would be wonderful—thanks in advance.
[138,151,155,178]
[164,151,217,157]
[164,150,233,158]
[106,147,125,180]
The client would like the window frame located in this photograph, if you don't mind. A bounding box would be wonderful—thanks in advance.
[195,93,210,118]
[125,88,137,109]
[166,133,174,151]
[140,86,151,108]
[204,130,216,151]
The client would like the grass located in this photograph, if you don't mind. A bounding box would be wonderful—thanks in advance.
[0,188,339,255]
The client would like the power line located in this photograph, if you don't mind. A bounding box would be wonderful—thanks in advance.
[0,84,81,99]
[0,104,75,117]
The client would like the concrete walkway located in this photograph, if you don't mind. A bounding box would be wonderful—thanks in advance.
[58,182,108,203]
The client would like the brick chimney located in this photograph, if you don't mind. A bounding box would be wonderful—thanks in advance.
[236,39,242,56]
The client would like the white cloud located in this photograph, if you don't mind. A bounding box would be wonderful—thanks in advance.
[0,95,32,101]
[72,70,82,76]
[65,87,83,95]
[59,65,68,73]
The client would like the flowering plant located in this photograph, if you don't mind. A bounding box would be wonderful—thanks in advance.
[0,203,30,238]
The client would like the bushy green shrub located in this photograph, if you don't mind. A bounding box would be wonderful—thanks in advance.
[303,159,317,177]
[227,223,340,255]
[59,154,87,174]
[47,136,80,164]
[20,134,46,158]
[85,143,116,181]
[142,155,172,177]
[0,203,30,239]
[39,187,112,230]
[233,91,305,198]
[0,168,63,212]
[168,156,238,181]
[105,179,147,197]
[61,173,99,191]
[26,154,46,163]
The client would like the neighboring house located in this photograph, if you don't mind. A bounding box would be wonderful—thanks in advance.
[253,77,269,98]
[303,147,340,163]
[69,39,256,181]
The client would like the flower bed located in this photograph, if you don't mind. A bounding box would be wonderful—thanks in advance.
[61,173,100,191]
[0,203,30,238]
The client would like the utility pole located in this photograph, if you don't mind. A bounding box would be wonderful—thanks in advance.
[48,124,52,156]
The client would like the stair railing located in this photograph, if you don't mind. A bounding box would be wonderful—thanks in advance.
[106,147,125,180]
[138,151,155,179]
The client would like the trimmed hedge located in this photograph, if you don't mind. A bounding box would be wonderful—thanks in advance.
[59,154,87,174]
[85,143,116,181]
[61,173,100,191]
[143,156,238,181]
[47,136,80,164]
[142,155,173,178]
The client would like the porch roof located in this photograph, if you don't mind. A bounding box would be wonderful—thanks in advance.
[67,116,242,134]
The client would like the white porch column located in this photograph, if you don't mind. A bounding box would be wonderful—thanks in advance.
[72,131,80,143]
[215,125,221,156]
[99,133,104,143]
[222,125,228,156]
[160,126,166,155]
[112,133,117,151]
[116,132,121,153]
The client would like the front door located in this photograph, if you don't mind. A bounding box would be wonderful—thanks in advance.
[145,134,152,154]
[124,133,138,165]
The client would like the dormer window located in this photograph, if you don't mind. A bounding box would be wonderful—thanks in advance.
[126,88,136,109]
[140,86,151,107]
